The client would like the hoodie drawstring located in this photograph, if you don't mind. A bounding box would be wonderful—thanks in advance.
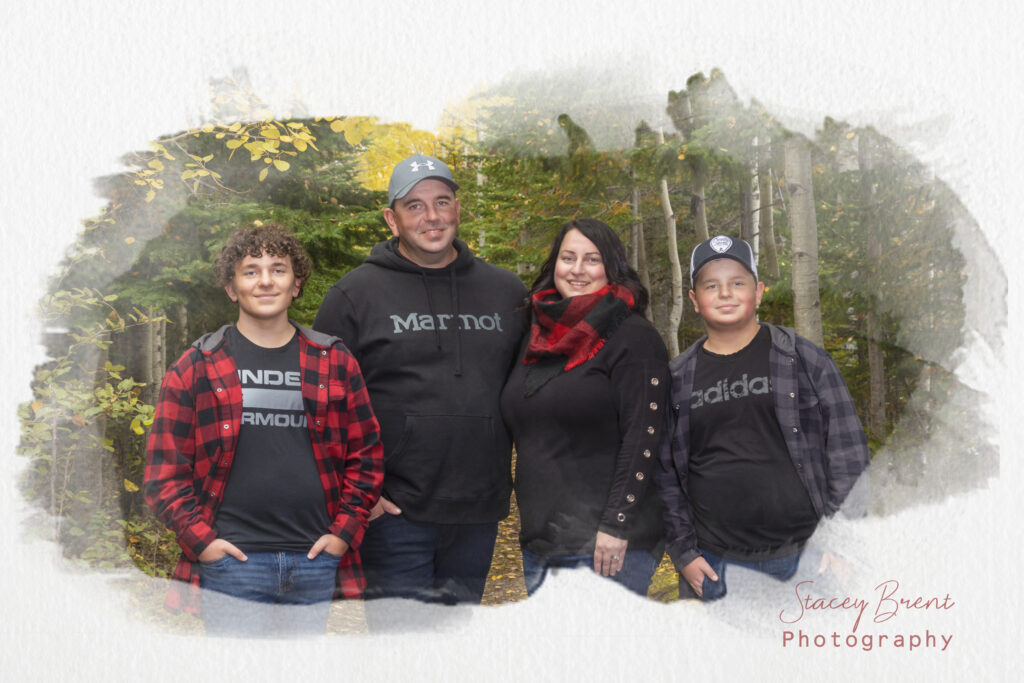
[418,268,463,377]
[450,268,463,377]
[420,271,443,353]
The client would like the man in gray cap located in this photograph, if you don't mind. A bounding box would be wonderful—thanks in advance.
[314,153,526,621]
[382,153,463,268]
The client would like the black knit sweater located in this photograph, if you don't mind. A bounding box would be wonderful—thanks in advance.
[501,313,669,558]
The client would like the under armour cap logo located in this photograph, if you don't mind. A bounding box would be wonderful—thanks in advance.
[710,235,733,253]
[409,160,436,173]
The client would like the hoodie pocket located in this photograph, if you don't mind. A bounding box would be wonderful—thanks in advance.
[386,414,506,503]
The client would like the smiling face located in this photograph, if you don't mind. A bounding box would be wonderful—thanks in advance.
[382,178,460,268]
[689,257,764,331]
[224,251,301,325]
[553,228,609,298]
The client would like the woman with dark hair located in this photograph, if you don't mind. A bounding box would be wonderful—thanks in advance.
[501,218,669,596]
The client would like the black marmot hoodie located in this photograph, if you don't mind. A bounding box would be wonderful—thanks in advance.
[314,237,527,523]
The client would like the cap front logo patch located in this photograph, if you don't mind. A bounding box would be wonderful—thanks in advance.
[409,160,435,173]
[710,235,733,253]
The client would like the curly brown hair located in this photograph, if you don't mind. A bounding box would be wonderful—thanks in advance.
[214,222,313,299]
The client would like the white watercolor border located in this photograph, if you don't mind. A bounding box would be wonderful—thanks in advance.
[3,2,1020,680]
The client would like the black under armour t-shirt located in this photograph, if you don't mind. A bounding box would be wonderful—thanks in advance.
[688,325,818,561]
[214,327,330,553]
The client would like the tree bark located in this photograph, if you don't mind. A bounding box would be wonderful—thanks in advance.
[692,165,710,243]
[516,228,531,277]
[630,177,654,323]
[657,129,684,356]
[155,314,166,396]
[175,303,189,357]
[739,174,755,245]
[626,172,651,321]
[646,246,671,346]
[473,134,486,249]
[859,132,886,441]
[141,308,155,405]
[629,183,640,272]
[784,134,824,346]
[749,137,760,262]
[758,138,781,279]
[636,222,652,325]
[668,89,709,242]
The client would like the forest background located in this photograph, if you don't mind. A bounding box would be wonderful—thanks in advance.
[3,1,1020,680]
[17,64,1002,619]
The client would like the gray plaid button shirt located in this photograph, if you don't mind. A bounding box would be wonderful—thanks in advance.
[656,323,870,571]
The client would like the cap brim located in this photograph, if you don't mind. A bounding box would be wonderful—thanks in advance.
[389,177,460,206]
[690,255,757,287]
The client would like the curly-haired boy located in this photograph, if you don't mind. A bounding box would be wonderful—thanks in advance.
[145,222,383,636]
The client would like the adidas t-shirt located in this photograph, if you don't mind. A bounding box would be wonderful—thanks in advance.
[688,325,818,560]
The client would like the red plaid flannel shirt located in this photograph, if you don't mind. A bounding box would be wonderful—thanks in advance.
[144,323,383,613]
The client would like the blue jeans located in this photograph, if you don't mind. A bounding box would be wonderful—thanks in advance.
[198,550,340,637]
[359,513,497,605]
[682,548,802,602]
[521,547,657,598]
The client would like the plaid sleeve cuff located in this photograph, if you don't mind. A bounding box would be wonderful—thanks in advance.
[176,521,217,561]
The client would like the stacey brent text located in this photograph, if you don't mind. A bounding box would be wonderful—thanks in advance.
[778,579,955,632]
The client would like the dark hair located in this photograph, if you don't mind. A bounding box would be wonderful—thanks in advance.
[214,222,313,298]
[530,218,649,314]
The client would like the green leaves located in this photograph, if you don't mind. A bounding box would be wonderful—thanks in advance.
[18,286,165,574]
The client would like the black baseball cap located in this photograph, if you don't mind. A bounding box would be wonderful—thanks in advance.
[690,235,758,288]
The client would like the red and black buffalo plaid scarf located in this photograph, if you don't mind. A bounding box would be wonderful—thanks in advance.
[522,283,635,396]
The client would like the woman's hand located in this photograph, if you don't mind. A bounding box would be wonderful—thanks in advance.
[593,531,628,577]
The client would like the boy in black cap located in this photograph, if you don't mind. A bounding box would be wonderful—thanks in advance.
[656,234,869,600]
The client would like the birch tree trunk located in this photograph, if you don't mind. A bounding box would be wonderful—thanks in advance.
[668,89,709,242]
[630,174,654,323]
[859,132,886,441]
[175,303,189,355]
[759,138,781,279]
[739,175,755,245]
[749,137,760,261]
[657,128,683,356]
[784,134,824,346]
[141,308,154,405]
[473,132,486,249]
[636,223,653,325]
[629,182,640,272]
[693,166,710,243]
[516,228,531,277]
[154,314,166,395]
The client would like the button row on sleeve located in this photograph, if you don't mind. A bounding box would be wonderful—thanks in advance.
[616,375,663,526]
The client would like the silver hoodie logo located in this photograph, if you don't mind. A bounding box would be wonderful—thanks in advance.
[390,312,505,334]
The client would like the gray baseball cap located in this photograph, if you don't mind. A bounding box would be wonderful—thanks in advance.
[387,153,460,207]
